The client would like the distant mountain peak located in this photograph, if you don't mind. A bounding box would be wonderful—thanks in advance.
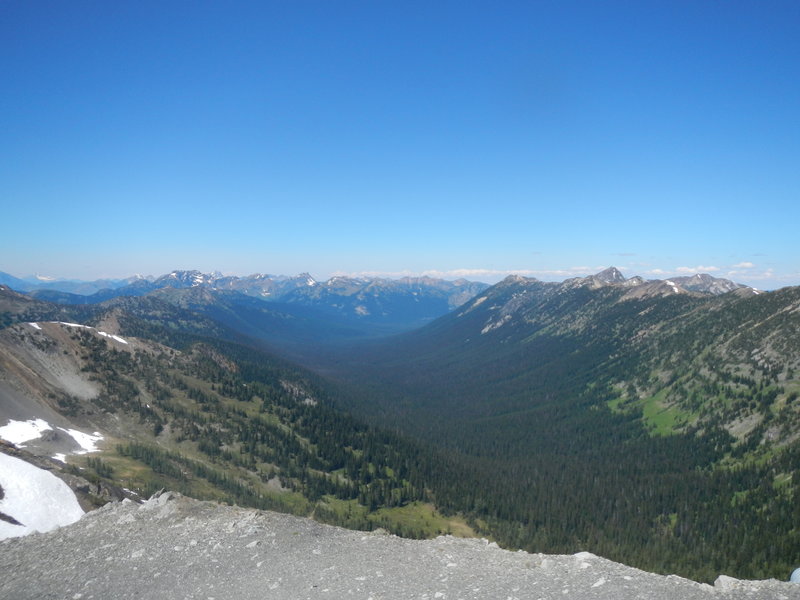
[555,268,752,297]
[594,267,626,283]
[156,270,214,288]
[293,273,317,286]
[500,274,536,285]
[624,275,646,287]
[560,268,626,291]
[671,274,747,295]
[327,275,358,285]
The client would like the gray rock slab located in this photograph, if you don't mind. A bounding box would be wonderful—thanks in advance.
[1,493,797,600]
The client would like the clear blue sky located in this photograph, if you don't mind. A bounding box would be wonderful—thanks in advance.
[2,1,798,287]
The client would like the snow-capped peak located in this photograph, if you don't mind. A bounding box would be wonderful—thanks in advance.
[294,273,317,286]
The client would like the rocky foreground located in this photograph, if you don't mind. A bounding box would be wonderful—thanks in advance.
[0,493,797,600]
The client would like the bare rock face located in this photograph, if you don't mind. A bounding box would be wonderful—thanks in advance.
[1,492,797,600]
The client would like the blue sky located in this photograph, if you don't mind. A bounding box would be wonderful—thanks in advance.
[2,1,798,288]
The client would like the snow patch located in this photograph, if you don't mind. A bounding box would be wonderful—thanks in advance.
[52,453,67,463]
[58,428,103,454]
[28,322,42,330]
[98,331,129,344]
[51,321,129,344]
[0,418,53,445]
[0,453,84,540]
[0,419,103,455]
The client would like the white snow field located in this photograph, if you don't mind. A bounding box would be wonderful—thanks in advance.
[0,418,52,445]
[0,453,84,540]
[0,418,104,459]
[57,427,103,453]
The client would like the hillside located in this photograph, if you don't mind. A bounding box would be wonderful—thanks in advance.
[0,294,470,539]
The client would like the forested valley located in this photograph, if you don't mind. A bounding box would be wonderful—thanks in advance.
[2,274,800,583]
[307,278,800,582]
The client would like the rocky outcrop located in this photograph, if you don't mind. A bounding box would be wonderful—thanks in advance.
[0,492,796,600]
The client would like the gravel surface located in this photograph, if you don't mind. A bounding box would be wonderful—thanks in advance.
[1,492,797,600]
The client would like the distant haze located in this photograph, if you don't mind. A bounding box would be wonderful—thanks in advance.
[0,265,789,291]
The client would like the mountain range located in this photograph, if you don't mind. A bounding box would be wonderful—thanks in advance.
[1,269,489,340]
[0,271,143,296]
[1,266,799,583]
